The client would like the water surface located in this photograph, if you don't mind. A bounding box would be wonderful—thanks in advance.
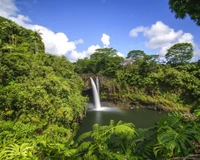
[76,104,166,137]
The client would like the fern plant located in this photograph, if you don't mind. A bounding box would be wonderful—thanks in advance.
[75,120,140,160]
[34,135,76,160]
[0,143,34,160]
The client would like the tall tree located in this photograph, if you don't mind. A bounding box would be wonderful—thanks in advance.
[169,0,200,25]
[90,48,123,75]
[30,30,43,54]
[90,48,117,60]
[165,43,193,64]
[126,50,146,61]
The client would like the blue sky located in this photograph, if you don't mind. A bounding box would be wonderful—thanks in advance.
[0,0,199,61]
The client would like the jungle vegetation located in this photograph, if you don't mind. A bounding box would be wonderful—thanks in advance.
[75,43,200,112]
[0,10,200,160]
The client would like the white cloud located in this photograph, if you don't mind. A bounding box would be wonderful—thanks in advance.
[18,23,77,56]
[129,21,199,58]
[116,52,124,57]
[129,26,146,37]
[74,39,84,45]
[68,45,100,62]
[9,14,31,26]
[0,0,18,18]
[101,33,110,47]
[177,33,193,43]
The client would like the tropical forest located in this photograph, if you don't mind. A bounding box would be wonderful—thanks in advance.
[0,0,200,159]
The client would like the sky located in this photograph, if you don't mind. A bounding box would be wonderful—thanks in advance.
[0,0,199,61]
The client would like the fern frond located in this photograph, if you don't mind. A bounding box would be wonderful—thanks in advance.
[116,120,123,126]
[77,131,91,143]
[64,148,76,157]
[109,120,115,127]
[0,143,34,160]
[77,141,92,152]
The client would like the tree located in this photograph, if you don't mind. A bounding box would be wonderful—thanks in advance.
[30,30,43,54]
[145,54,159,62]
[90,48,117,60]
[165,43,193,64]
[1,21,19,45]
[89,48,124,76]
[74,58,90,73]
[126,50,146,61]
[169,0,200,25]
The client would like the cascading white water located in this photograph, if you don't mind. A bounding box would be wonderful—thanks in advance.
[90,77,101,110]
[96,77,99,95]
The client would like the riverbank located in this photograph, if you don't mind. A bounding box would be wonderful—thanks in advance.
[101,100,190,113]
[100,93,191,113]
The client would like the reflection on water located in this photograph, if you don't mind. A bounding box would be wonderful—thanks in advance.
[76,103,166,137]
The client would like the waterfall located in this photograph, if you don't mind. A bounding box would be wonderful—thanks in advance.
[96,77,99,95]
[90,77,101,110]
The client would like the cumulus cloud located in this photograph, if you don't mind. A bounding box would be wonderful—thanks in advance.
[68,45,100,62]
[74,39,84,45]
[101,33,110,47]
[129,21,199,58]
[129,26,146,37]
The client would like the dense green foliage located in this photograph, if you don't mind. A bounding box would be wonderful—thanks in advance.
[169,0,200,25]
[76,46,199,112]
[0,17,44,54]
[0,16,87,159]
[75,48,124,77]
[74,112,200,159]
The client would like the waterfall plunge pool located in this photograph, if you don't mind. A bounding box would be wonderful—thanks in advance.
[75,103,166,137]
[76,77,166,137]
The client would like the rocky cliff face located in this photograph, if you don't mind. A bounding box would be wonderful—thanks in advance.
[79,74,109,91]
[79,74,134,109]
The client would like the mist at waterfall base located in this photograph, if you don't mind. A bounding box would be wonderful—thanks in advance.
[75,77,166,137]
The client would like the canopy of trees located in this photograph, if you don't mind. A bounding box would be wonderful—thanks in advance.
[76,43,199,112]
[169,0,200,25]
[75,48,124,77]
